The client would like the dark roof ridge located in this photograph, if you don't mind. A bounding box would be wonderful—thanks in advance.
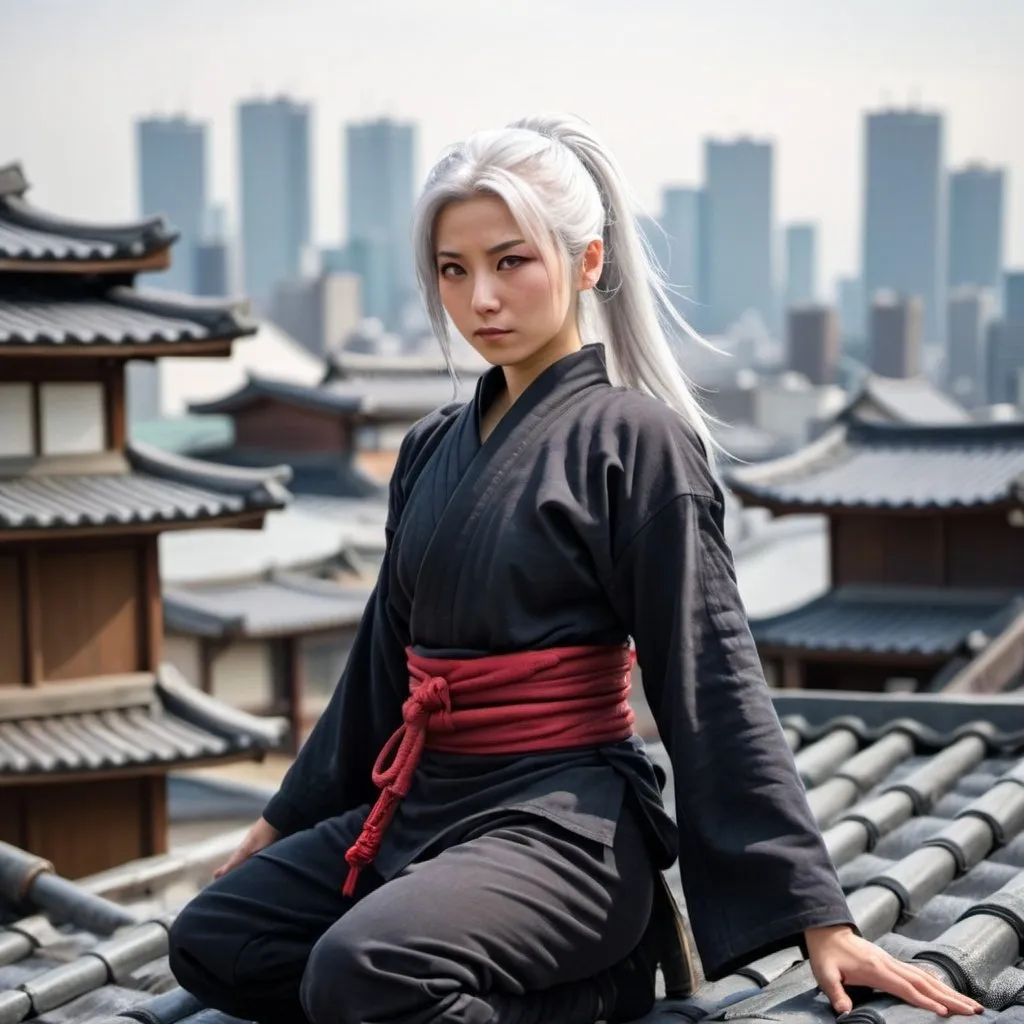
[0,163,177,256]
[774,691,1024,744]
[157,664,286,748]
[846,419,1024,447]
[780,713,1024,757]
[189,373,356,417]
[126,440,292,499]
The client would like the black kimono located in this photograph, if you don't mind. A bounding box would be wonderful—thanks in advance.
[258,343,854,978]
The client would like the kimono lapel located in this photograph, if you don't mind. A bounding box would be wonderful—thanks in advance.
[400,344,611,643]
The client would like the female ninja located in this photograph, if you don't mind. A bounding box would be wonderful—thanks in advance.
[168,112,982,1024]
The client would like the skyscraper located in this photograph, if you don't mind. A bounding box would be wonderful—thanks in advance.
[703,138,775,335]
[862,109,945,344]
[345,118,416,326]
[787,305,839,386]
[986,322,1024,406]
[785,224,817,311]
[948,165,1005,291]
[136,116,207,293]
[659,187,704,324]
[1004,271,1024,324]
[836,277,866,344]
[238,97,311,307]
[946,287,994,407]
[870,293,923,379]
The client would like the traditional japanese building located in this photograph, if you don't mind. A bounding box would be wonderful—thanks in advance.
[832,373,972,426]
[726,420,1024,693]
[188,345,481,484]
[163,573,371,753]
[0,162,289,878]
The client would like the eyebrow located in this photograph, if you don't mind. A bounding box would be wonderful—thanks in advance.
[436,239,527,259]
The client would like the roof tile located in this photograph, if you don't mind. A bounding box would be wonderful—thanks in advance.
[4,703,1024,1024]
[728,421,1024,510]
[750,586,1023,656]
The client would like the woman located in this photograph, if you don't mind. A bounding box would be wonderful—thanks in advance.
[169,113,981,1024]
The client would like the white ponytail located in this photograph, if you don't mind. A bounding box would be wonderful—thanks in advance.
[412,111,718,460]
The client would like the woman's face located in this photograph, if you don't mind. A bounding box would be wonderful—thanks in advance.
[434,195,600,371]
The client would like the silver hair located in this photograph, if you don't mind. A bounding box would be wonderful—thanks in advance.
[411,111,717,459]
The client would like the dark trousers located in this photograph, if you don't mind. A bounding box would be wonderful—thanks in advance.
[168,806,654,1024]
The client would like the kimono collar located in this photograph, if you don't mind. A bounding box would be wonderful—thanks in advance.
[475,343,610,432]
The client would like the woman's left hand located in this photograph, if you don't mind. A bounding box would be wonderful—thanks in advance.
[804,925,985,1017]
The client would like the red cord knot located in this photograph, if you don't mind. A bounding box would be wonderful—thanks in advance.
[403,675,454,732]
[341,643,635,896]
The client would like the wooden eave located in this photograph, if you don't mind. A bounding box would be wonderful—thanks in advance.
[0,337,236,360]
[0,246,172,276]
[0,509,268,546]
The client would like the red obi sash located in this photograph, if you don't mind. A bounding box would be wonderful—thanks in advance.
[342,643,636,896]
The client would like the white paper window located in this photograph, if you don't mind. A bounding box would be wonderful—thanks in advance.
[0,383,34,457]
[40,382,106,455]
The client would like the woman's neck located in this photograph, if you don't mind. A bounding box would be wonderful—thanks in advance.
[501,332,582,405]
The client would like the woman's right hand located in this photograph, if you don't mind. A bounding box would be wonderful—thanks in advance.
[213,817,281,878]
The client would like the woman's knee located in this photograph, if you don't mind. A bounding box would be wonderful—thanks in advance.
[167,897,227,997]
[300,924,365,1024]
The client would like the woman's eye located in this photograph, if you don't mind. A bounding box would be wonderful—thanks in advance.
[439,263,464,278]
[498,255,527,270]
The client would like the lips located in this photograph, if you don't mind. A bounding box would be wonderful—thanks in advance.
[475,328,511,337]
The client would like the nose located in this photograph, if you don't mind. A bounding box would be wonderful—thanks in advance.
[472,274,500,316]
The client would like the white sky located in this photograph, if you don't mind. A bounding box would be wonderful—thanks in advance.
[3,0,1022,295]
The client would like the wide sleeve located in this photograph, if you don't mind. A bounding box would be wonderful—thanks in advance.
[260,466,410,837]
[605,489,856,980]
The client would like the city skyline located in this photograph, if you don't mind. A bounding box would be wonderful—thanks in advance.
[4,0,1023,296]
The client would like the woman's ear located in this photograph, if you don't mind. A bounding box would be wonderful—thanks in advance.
[578,237,604,292]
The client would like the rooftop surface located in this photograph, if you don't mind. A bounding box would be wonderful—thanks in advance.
[0,287,255,351]
[0,668,284,779]
[728,421,1024,511]
[837,376,973,426]
[3,693,1024,1024]
[164,574,371,639]
[0,444,291,535]
[750,586,1024,657]
[0,163,176,266]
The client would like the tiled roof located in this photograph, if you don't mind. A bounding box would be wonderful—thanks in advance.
[0,667,284,778]
[159,496,387,586]
[190,372,474,420]
[0,443,291,534]
[749,586,1024,656]
[0,162,176,264]
[5,694,1024,1024]
[0,285,256,350]
[652,697,1024,1022]
[164,574,371,638]
[727,421,1024,510]
[837,375,972,426]
[197,447,385,500]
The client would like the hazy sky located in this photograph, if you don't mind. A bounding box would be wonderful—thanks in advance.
[4,0,1022,292]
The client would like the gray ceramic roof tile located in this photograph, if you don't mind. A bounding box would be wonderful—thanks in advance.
[728,421,1024,510]
[0,444,291,533]
[0,668,283,779]
[163,575,371,638]
[0,163,176,264]
[838,376,972,426]
[5,698,1024,1024]
[0,287,255,349]
[749,586,1023,655]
